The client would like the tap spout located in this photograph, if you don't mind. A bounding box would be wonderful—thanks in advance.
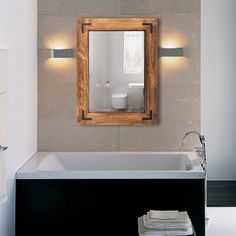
[182,131,205,146]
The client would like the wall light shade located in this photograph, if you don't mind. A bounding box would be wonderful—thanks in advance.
[159,48,184,57]
[50,49,75,58]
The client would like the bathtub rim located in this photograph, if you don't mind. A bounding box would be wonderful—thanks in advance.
[16,151,205,180]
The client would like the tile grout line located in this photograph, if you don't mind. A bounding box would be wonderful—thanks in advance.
[118,0,121,16]
[38,13,200,16]
[118,127,120,151]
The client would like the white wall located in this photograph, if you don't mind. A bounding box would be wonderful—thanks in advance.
[201,0,236,180]
[207,208,236,236]
[0,1,37,235]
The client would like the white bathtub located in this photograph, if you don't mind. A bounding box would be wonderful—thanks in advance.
[16,152,205,179]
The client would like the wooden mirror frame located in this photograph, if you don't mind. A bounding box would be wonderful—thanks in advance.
[77,18,158,126]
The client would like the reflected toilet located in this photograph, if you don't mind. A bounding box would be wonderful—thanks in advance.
[112,93,128,110]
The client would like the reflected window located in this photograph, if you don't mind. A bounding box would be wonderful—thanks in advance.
[124,31,144,74]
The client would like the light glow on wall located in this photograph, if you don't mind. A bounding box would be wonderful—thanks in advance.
[46,57,75,70]
[161,32,187,48]
[46,38,71,50]
[160,57,189,70]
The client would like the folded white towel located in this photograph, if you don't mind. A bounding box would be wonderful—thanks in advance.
[146,211,191,223]
[138,217,193,236]
[150,210,179,220]
[0,149,7,204]
[143,214,192,230]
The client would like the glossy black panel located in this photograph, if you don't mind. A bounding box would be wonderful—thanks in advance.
[16,179,205,236]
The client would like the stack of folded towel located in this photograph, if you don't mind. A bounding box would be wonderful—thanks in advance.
[138,210,193,236]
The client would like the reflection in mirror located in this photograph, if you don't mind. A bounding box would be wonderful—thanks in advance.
[89,31,144,113]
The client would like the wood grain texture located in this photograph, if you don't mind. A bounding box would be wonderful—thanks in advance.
[77,18,158,126]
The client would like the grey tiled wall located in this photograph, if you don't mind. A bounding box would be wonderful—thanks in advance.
[38,0,200,151]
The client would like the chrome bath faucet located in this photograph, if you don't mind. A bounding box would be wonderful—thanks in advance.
[0,145,8,151]
[182,131,207,171]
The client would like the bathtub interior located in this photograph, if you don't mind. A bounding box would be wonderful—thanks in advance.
[36,153,195,171]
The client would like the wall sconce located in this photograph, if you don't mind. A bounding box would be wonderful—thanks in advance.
[159,48,184,57]
[50,49,75,58]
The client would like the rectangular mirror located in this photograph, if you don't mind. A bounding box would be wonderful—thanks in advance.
[89,31,144,113]
[77,18,157,125]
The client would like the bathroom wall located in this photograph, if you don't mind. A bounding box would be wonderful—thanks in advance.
[0,1,37,235]
[201,0,236,180]
[0,50,8,148]
[38,0,200,151]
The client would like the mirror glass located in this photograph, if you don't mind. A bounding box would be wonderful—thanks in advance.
[89,31,144,113]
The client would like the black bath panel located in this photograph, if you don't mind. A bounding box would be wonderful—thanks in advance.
[16,179,205,236]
